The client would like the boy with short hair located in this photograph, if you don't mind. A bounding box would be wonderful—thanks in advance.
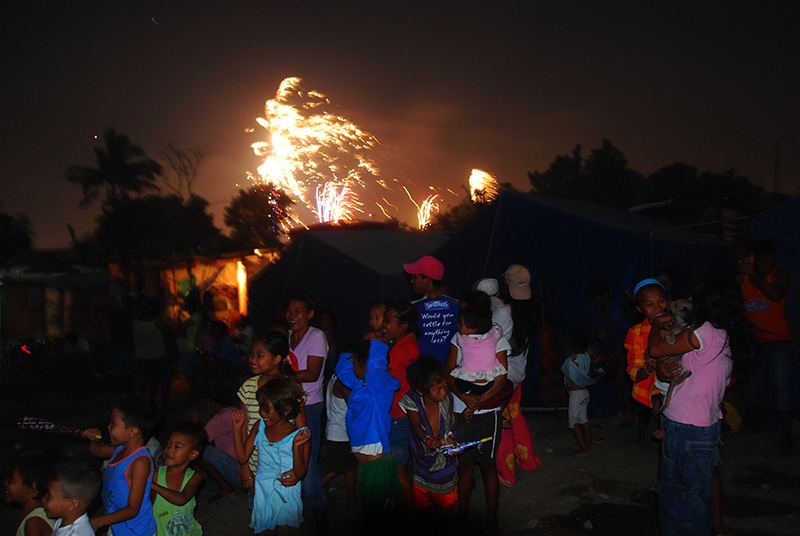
[150,422,205,535]
[335,340,403,521]
[44,460,102,535]
[85,395,157,535]
[399,356,458,527]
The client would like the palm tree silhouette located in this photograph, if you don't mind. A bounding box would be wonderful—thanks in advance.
[66,128,162,207]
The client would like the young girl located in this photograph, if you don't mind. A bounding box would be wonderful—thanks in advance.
[449,303,511,404]
[5,449,58,536]
[237,332,304,495]
[151,422,205,535]
[383,300,420,509]
[445,300,511,534]
[624,278,668,445]
[233,379,311,535]
[285,291,328,523]
[365,299,388,343]
[648,273,752,535]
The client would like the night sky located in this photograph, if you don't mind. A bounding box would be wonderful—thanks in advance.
[3,1,799,248]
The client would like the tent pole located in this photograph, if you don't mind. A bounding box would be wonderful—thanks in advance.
[481,194,502,277]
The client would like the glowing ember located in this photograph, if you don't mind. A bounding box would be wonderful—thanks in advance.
[249,77,379,224]
[469,169,501,203]
[315,182,360,224]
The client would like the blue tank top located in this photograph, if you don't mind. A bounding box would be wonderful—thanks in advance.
[102,445,156,536]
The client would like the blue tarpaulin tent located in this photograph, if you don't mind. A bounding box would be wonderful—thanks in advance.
[432,192,737,406]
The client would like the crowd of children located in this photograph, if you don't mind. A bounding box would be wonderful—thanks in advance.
[4,246,785,536]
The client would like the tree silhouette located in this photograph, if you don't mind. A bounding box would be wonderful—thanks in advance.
[93,194,226,259]
[528,139,645,208]
[224,184,294,248]
[161,143,208,199]
[0,210,32,265]
[66,128,162,207]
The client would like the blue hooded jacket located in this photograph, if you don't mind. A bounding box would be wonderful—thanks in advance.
[335,340,399,453]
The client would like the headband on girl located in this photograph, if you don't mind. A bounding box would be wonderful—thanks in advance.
[633,278,665,297]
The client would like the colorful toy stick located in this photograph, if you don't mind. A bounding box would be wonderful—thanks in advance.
[439,436,493,456]
[16,417,102,440]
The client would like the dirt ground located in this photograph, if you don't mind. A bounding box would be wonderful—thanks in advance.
[2,373,798,536]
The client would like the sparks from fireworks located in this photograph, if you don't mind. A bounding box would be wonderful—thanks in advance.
[403,186,439,229]
[249,77,379,224]
[315,182,361,224]
[469,169,501,203]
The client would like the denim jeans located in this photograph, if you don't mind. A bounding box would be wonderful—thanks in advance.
[203,445,240,489]
[302,402,328,510]
[657,418,720,536]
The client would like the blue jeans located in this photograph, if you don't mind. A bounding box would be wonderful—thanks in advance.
[203,445,240,489]
[657,418,720,536]
[302,402,328,510]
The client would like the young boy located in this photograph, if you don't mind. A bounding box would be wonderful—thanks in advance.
[150,422,205,535]
[335,340,403,521]
[5,449,59,536]
[44,460,101,535]
[399,356,458,528]
[85,395,157,535]
[560,330,596,457]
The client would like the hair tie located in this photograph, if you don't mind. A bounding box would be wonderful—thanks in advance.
[633,278,665,297]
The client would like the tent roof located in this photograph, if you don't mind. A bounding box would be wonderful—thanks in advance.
[506,193,720,245]
[302,228,450,276]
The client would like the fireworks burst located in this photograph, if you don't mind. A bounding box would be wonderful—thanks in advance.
[403,187,439,229]
[245,77,468,230]
[249,77,379,223]
[469,169,501,204]
[315,182,360,224]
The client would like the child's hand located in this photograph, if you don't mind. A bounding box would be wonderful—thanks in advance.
[232,409,246,429]
[463,408,475,422]
[186,409,200,423]
[85,428,102,442]
[653,314,674,330]
[656,356,682,381]
[293,427,311,448]
[277,470,299,486]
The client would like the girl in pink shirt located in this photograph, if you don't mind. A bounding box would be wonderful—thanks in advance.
[648,273,752,536]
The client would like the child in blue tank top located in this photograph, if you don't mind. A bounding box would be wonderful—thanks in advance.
[85,395,157,536]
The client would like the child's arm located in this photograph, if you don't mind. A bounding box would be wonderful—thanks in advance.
[232,410,258,465]
[283,427,311,485]
[648,316,699,358]
[90,455,151,531]
[445,344,481,418]
[236,400,256,491]
[151,471,203,506]
[85,427,116,458]
[477,349,509,404]
[22,516,51,536]
[335,354,357,388]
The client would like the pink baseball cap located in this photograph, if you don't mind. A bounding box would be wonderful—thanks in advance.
[403,256,445,281]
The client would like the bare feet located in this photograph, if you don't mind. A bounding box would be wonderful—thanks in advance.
[572,450,592,457]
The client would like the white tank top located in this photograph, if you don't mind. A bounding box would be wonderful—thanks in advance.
[325,374,349,442]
